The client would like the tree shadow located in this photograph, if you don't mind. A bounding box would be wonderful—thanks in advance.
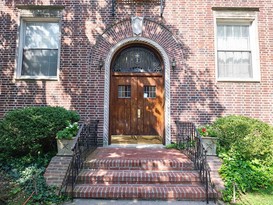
[1,1,225,145]
[0,10,47,118]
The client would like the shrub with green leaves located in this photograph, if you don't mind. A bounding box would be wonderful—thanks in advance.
[0,106,80,161]
[212,115,273,201]
[214,115,273,164]
[1,154,67,204]
[56,121,79,139]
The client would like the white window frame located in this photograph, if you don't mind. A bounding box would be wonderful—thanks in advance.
[16,18,61,80]
[214,11,260,82]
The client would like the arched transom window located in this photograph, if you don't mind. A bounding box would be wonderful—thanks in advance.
[112,46,162,73]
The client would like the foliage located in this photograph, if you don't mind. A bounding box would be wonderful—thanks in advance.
[56,121,79,139]
[236,185,273,205]
[0,106,79,204]
[219,152,273,202]
[0,154,67,204]
[165,143,178,149]
[165,141,192,150]
[212,115,273,202]
[197,125,217,137]
[214,115,273,164]
[0,106,80,161]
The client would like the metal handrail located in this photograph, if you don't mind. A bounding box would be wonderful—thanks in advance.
[175,121,216,204]
[60,120,99,196]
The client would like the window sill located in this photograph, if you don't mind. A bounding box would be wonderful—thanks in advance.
[217,78,260,83]
[15,76,59,81]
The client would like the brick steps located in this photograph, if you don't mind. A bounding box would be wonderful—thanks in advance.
[73,184,213,200]
[73,148,214,201]
[77,170,200,184]
[84,159,194,171]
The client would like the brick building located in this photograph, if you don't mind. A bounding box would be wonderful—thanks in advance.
[1,0,273,146]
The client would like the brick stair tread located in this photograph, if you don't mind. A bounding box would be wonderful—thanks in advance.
[88,148,190,161]
[73,184,215,200]
[77,169,201,184]
[84,158,194,171]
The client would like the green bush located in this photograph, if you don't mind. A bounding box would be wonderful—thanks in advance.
[212,115,273,201]
[213,115,273,164]
[0,106,80,161]
[219,151,273,202]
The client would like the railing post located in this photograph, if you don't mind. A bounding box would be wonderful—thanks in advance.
[71,154,74,197]
[205,150,209,204]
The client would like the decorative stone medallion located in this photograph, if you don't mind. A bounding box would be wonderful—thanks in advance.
[131,17,144,36]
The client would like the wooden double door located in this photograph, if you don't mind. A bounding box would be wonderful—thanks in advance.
[110,75,164,143]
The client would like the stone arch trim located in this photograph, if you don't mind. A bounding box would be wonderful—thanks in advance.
[90,17,186,145]
[91,17,184,65]
[103,37,171,146]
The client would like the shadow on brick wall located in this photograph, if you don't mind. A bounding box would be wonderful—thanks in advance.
[0,2,225,143]
[0,10,48,117]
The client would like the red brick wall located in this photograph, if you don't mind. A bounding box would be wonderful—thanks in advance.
[1,0,273,145]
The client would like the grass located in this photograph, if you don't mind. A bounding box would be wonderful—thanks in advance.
[235,186,273,205]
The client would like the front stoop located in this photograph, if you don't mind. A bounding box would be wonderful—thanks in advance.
[73,147,215,201]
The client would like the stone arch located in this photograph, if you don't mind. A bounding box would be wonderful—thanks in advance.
[90,18,185,145]
[91,17,184,66]
[103,37,171,146]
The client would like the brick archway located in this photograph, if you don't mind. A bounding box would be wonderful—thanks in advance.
[90,17,183,146]
[103,37,171,146]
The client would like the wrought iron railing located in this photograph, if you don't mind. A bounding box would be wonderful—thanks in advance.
[175,121,216,204]
[60,120,99,196]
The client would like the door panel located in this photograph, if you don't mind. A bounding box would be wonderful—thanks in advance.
[111,77,132,135]
[110,75,164,142]
[140,77,164,137]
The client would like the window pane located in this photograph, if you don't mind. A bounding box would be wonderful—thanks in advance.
[217,25,250,50]
[22,49,58,76]
[233,25,241,38]
[242,26,249,37]
[218,51,252,78]
[218,52,226,77]
[217,25,224,37]
[118,85,131,98]
[25,22,59,49]
[144,86,156,98]
[226,25,233,37]
[49,62,58,76]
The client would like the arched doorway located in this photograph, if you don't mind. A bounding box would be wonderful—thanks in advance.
[109,44,165,144]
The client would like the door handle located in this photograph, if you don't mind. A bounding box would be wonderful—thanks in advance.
[137,109,141,118]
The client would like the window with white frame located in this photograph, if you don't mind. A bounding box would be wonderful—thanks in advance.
[214,11,260,81]
[18,19,60,79]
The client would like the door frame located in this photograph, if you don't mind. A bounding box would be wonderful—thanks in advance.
[103,37,171,146]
